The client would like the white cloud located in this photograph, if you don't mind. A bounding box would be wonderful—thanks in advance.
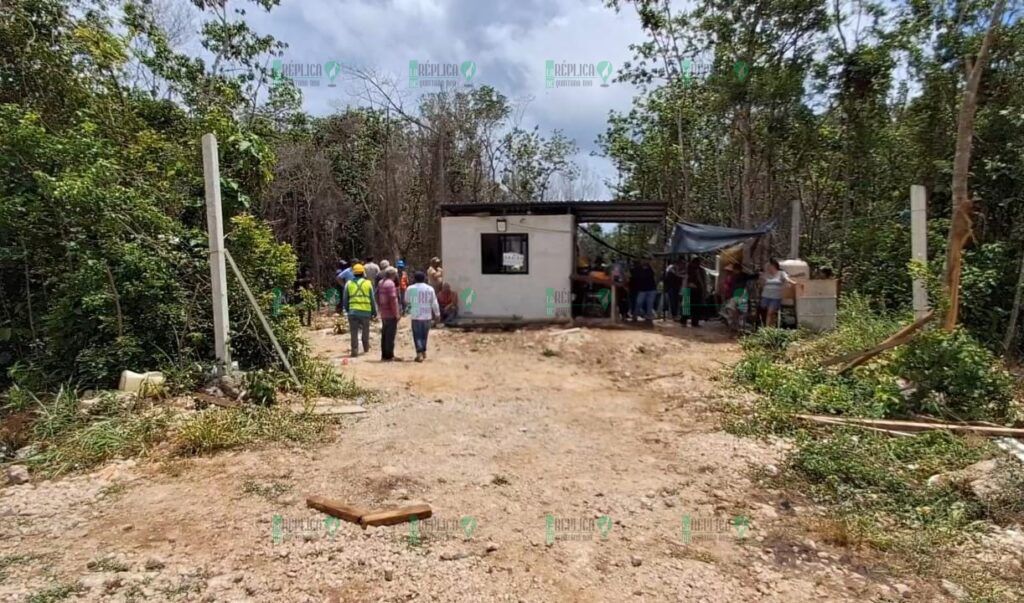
[244,0,652,198]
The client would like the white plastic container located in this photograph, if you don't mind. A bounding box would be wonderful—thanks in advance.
[118,370,166,395]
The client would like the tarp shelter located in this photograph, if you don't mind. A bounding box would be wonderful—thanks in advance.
[662,220,776,255]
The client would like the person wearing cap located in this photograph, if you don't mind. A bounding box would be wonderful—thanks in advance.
[377,266,401,361]
[405,271,440,362]
[342,263,376,357]
[377,260,391,286]
[333,260,350,314]
[427,257,444,292]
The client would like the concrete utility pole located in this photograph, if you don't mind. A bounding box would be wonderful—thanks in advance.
[790,197,801,259]
[911,185,929,320]
[203,133,231,373]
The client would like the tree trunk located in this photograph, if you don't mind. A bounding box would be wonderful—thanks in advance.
[740,105,754,229]
[943,0,1006,331]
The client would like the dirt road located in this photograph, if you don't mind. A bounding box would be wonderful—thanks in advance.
[1,321,945,602]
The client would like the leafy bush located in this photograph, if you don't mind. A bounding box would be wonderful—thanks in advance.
[740,327,806,357]
[891,328,1015,422]
[242,369,280,406]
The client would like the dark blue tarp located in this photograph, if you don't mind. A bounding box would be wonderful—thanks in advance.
[663,220,776,255]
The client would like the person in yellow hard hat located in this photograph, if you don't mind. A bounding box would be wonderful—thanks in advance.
[343,263,376,357]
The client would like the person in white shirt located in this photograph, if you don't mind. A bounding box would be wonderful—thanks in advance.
[404,271,440,362]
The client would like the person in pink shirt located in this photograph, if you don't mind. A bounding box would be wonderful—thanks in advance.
[377,266,402,361]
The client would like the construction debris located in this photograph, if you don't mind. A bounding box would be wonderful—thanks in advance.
[995,437,1024,463]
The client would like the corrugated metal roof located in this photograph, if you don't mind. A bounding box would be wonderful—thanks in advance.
[438,201,667,224]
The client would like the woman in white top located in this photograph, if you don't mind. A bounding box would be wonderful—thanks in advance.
[759,259,800,328]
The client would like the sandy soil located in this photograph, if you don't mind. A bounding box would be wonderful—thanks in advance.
[0,319,957,602]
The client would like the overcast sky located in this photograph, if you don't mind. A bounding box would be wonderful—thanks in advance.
[239,0,651,198]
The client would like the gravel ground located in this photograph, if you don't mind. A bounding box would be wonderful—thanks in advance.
[1,320,1011,602]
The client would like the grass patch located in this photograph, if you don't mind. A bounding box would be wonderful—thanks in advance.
[729,295,1023,600]
[242,479,292,501]
[26,581,84,603]
[0,554,41,584]
[87,556,130,572]
[3,355,360,475]
[175,406,328,455]
[21,390,174,476]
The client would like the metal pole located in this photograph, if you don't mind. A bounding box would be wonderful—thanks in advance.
[911,185,929,319]
[202,134,231,374]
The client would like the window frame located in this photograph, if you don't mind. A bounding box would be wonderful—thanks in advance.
[480,233,529,275]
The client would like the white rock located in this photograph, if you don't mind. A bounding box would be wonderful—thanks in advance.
[5,465,29,485]
[941,580,967,600]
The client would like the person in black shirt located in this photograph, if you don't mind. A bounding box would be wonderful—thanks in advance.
[632,260,658,323]
[663,259,684,320]
[684,257,707,327]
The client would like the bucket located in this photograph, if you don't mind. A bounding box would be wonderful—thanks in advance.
[118,370,166,396]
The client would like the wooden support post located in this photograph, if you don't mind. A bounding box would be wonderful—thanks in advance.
[224,249,302,389]
[202,134,231,374]
[611,283,619,322]
[911,185,929,320]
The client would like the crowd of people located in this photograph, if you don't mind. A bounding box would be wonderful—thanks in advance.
[292,256,456,363]
[579,255,802,330]
[291,251,804,363]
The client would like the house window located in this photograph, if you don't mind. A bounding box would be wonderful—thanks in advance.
[481,233,528,274]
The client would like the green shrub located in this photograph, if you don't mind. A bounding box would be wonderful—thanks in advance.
[790,429,991,528]
[740,327,805,357]
[891,328,1014,422]
[243,369,280,406]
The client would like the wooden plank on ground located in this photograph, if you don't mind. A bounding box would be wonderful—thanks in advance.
[795,414,1024,437]
[306,496,367,525]
[308,405,367,416]
[360,504,432,527]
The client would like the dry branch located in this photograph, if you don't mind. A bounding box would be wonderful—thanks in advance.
[822,311,935,372]
[795,414,1024,438]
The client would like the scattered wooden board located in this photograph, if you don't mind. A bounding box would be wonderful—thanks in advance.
[795,414,1024,437]
[307,405,367,416]
[306,496,367,525]
[360,504,432,527]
